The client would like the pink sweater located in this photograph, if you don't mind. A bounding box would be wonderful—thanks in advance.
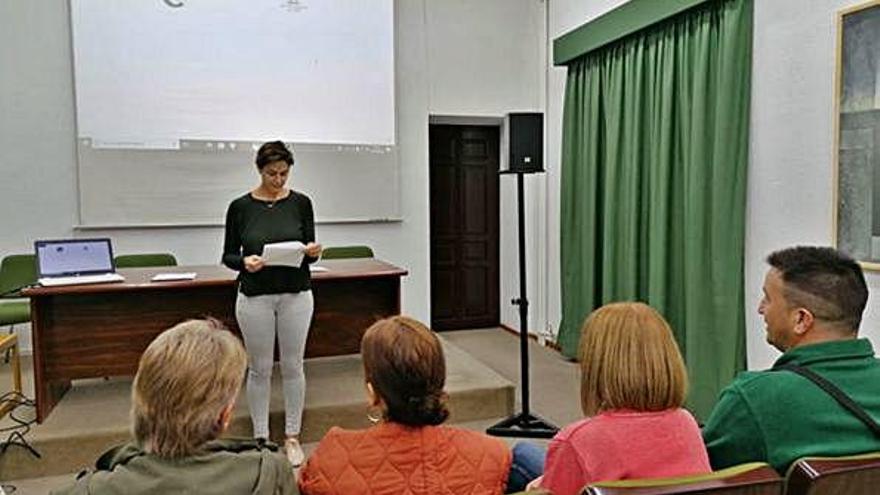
[540,408,710,495]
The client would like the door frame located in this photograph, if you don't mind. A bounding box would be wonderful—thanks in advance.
[428,115,503,331]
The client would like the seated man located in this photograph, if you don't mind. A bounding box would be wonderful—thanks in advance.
[703,246,880,473]
[53,319,298,495]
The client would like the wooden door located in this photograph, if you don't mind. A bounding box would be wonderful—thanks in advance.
[429,125,500,330]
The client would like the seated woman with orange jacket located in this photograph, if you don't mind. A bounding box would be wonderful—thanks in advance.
[299,315,511,495]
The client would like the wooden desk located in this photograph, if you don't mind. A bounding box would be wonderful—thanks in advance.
[23,258,406,422]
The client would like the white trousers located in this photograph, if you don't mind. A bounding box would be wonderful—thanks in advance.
[235,290,313,438]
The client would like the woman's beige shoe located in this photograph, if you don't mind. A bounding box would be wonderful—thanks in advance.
[284,437,305,467]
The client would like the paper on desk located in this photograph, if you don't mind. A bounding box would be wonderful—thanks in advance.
[151,272,197,282]
[262,241,305,267]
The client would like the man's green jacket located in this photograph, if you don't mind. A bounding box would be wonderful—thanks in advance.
[703,338,880,474]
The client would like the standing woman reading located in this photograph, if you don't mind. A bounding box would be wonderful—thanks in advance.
[222,140,322,467]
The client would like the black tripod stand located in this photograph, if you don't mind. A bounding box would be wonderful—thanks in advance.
[486,170,558,439]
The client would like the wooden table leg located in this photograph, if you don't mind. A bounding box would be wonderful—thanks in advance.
[36,379,72,423]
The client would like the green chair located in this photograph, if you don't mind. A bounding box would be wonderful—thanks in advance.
[0,254,37,333]
[581,462,783,495]
[113,253,178,268]
[321,245,374,260]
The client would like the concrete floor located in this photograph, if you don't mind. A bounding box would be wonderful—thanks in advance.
[3,328,580,494]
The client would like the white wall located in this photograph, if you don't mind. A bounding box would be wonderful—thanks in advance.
[0,0,546,351]
[545,0,880,370]
[746,0,880,369]
[14,0,872,372]
[423,0,546,333]
[0,2,79,253]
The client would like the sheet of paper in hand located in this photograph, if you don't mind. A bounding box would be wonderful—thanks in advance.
[262,241,306,267]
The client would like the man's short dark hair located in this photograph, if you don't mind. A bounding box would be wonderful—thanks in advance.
[767,246,868,332]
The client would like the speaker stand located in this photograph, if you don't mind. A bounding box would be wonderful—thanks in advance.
[487,171,559,439]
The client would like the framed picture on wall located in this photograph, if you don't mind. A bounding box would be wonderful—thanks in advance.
[835,0,880,269]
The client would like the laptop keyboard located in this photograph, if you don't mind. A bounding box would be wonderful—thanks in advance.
[38,273,125,287]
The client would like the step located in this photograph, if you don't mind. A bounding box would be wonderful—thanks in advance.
[0,337,514,480]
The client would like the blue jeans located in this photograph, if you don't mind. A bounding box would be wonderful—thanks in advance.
[507,442,546,493]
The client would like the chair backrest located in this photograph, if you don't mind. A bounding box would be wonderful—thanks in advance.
[113,253,178,268]
[583,463,783,495]
[0,254,37,298]
[785,452,880,495]
[321,245,374,260]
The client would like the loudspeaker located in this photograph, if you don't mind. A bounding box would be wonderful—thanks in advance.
[508,112,543,173]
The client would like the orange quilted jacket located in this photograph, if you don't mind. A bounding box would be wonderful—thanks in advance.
[298,422,511,495]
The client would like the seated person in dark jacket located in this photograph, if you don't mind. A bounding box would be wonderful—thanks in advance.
[703,246,880,473]
[52,319,298,495]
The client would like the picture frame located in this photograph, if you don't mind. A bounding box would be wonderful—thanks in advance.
[834,0,880,269]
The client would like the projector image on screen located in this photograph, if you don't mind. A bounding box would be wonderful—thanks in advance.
[70,0,395,149]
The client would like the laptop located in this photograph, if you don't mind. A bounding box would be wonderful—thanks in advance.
[35,238,125,287]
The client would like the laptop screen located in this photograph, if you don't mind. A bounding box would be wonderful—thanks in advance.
[35,238,115,277]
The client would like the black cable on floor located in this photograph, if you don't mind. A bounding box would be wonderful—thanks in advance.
[0,391,40,459]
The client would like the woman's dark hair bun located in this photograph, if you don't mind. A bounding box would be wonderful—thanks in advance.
[255,140,294,169]
[419,392,450,425]
[390,391,448,426]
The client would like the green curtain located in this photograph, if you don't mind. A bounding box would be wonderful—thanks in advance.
[558,0,752,420]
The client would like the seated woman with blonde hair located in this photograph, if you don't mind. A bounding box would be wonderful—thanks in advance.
[511,302,710,494]
[299,315,511,495]
[52,319,298,495]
